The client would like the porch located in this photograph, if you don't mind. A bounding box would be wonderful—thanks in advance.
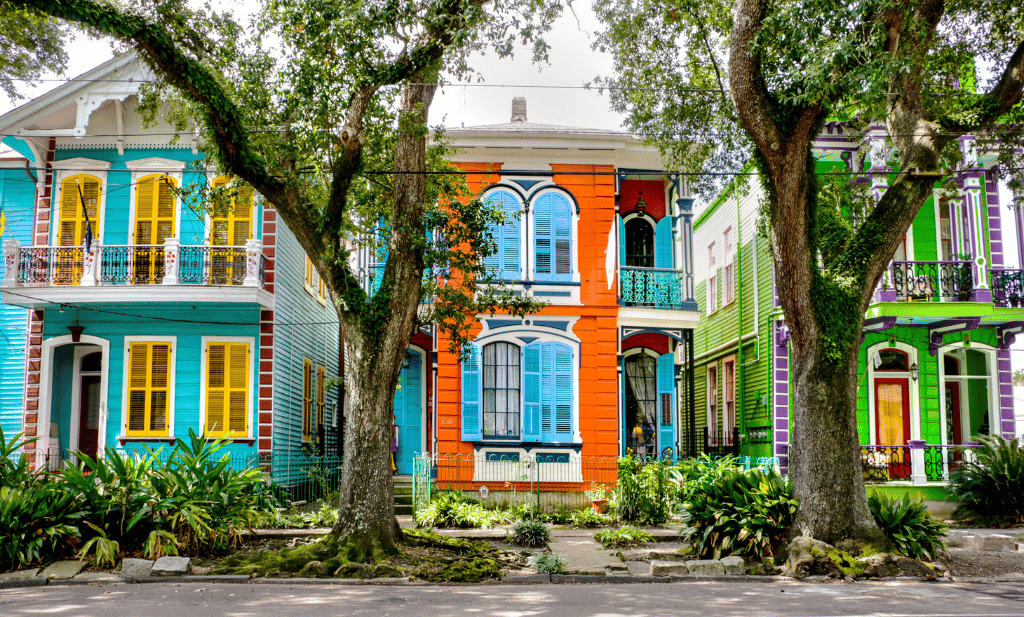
[619,266,697,311]
[858,441,978,484]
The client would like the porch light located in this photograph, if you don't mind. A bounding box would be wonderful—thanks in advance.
[67,325,85,343]
[635,191,647,214]
[910,362,919,381]
[963,333,971,348]
[888,335,897,348]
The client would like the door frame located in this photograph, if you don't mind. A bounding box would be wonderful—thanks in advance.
[396,345,428,472]
[39,335,110,462]
[865,340,921,443]
[937,342,999,445]
[69,345,103,455]
[873,377,911,445]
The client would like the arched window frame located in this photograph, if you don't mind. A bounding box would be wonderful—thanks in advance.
[622,212,656,268]
[208,175,256,246]
[51,158,111,246]
[937,342,998,446]
[126,158,186,246]
[480,187,525,281]
[865,340,921,444]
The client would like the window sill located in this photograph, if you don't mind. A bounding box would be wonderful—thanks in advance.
[472,441,582,449]
[118,436,176,444]
[482,279,581,287]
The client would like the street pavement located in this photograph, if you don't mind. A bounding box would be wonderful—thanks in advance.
[2,580,1023,617]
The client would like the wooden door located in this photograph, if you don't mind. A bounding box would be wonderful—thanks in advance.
[78,375,101,459]
[875,378,911,479]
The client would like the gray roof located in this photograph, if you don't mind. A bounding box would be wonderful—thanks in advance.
[450,121,629,136]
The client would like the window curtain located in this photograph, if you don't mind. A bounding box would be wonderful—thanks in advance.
[625,356,657,440]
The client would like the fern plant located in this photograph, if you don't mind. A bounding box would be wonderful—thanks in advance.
[594,526,654,549]
[867,493,947,561]
[507,520,550,547]
[949,435,1024,526]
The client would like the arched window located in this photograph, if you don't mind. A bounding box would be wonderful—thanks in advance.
[482,190,521,280]
[134,174,177,284]
[483,341,521,438]
[533,192,573,282]
[210,175,253,246]
[59,174,102,247]
[876,348,909,372]
[625,217,654,268]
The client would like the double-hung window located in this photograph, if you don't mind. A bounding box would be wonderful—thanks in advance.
[463,340,574,443]
[707,364,718,445]
[483,191,521,280]
[533,193,573,282]
[204,341,250,437]
[723,227,735,305]
[302,358,313,442]
[707,243,718,313]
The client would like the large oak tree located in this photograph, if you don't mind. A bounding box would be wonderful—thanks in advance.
[596,0,1024,543]
[15,0,553,555]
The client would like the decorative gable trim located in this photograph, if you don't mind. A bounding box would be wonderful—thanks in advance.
[51,157,111,171]
[125,157,188,173]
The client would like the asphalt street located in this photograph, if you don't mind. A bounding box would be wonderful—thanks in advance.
[3,581,1024,617]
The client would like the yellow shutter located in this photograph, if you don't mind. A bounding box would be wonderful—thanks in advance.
[126,342,171,437]
[206,342,249,436]
[59,175,102,247]
[302,359,313,442]
[316,365,325,426]
[210,175,253,246]
[134,175,177,284]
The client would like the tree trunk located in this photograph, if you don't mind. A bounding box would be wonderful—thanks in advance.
[788,339,884,545]
[330,76,437,555]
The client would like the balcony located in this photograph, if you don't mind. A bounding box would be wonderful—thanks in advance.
[989,268,1024,308]
[860,443,977,484]
[619,266,694,310]
[2,238,272,309]
[885,260,974,302]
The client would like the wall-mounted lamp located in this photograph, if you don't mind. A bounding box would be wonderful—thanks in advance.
[963,333,972,348]
[635,191,647,215]
[910,362,919,381]
[68,325,85,343]
[888,335,897,348]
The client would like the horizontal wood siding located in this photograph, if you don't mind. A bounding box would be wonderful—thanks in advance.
[0,166,35,437]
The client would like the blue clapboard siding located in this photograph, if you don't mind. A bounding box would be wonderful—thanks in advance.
[41,304,262,461]
[0,163,35,439]
[271,213,341,484]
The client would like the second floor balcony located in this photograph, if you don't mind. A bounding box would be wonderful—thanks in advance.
[884,260,974,303]
[619,266,697,311]
[2,238,271,309]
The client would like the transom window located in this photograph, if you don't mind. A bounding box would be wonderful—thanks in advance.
[483,342,521,438]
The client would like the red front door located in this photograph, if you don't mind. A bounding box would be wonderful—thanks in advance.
[78,375,101,459]
[874,377,911,479]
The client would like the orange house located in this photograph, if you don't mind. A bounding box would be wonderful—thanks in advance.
[374,99,699,490]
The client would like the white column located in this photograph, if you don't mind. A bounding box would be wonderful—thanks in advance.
[2,238,21,287]
[80,242,99,286]
[243,238,262,287]
[908,439,927,486]
[162,237,180,285]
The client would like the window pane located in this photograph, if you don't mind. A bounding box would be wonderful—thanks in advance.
[482,341,521,438]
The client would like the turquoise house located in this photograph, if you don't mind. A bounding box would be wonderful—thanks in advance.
[0,54,340,482]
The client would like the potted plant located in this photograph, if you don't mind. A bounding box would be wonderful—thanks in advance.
[585,483,611,514]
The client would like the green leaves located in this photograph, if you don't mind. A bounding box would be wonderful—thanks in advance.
[950,435,1024,527]
[867,493,947,561]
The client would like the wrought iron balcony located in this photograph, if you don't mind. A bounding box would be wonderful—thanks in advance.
[619,266,688,310]
[989,268,1024,307]
[3,239,266,289]
[887,260,973,302]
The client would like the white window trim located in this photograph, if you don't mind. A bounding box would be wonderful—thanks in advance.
[474,317,582,444]
[120,335,178,440]
[865,340,921,445]
[304,254,328,304]
[707,242,718,314]
[50,158,111,246]
[936,342,998,447]
[723,227,735,306]
[722,355,736,441]
[198,336,256,440]
[126,160,186,246]
[707,363,719,443]
[37,334,111,461]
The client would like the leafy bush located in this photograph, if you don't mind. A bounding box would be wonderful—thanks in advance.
[594,525,654,549]
[867,493,947,561]
[536,505,575,525]
[949,435,1024,527]
[668,454,740,503]
[529,553,565,574]
[0,482,83,572]
[569,508,612,528]
[415,492,497,529]
[614,457,673,525]
[680,468,796,560]
[507,520,550,547]
[255,502,339,529]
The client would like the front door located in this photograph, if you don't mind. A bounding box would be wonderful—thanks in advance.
[393,351,422,475]
[78,375,101,459]
[875,377,911,479]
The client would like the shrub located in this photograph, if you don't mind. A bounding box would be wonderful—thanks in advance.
[867,493,947,561]
[594,526,654,549]
[529,553,565,574]
[0,428,45,489]
[949,435,1024,527]
[569,508,612,528]
[507,520,550,547]
[0,483,83,572]
[536,504,575,525]
[680,468,796,560]
[614,457,673,525]
[415,492,497,529]
[668,454,739,503]
[255,502,339,529]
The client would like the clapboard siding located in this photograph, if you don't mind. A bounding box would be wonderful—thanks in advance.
[0,164,34,438]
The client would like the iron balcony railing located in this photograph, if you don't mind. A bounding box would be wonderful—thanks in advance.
[889,260,974,302]
[989,268,1024,307]
[3,240,266,289]
[619,266,686,309]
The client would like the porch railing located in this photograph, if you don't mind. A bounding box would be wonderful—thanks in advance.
[889,260,973,302]
[619,266,686,309]
[861,442,978,483]
[3,238,266,289]
[989,268,1024,307]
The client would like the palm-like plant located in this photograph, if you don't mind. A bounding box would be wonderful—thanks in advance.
[949,435,1024,527]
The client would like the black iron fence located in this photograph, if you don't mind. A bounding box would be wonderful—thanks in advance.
[990,268,1024,307]
[860,445,912,482]
[678,427,741,459]
[890,260,973,302]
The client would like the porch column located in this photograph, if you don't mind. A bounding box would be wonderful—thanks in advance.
[79,242,99,286]
[962,174,991,301]
[243,238,263,287]
[162,238,179,285]
[908,439,927,485]
[867,129,893,289]
[2,238,20,286]
[1012,185,1024,269]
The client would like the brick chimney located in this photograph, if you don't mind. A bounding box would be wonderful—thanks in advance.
[511,97,527,123]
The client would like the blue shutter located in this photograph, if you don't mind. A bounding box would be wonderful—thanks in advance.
[552,196,572,278]
[461,343,482,441]
[534,195,551,278]
[522,342,542,442]
[404,353,422,463]
[540,342,555,440]
[655,216,674,269]
[553,343,573,442]
[657,352,677,462]
[618,356,626,456]
[499,192,521,279]
[617,215,626,268]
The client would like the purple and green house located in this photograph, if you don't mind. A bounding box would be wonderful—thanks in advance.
[0,53,341,482]
[692,121,1023,488]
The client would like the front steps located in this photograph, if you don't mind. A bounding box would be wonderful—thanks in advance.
[394,475,414,516]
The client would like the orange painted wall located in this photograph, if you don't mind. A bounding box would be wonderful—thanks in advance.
[435,163,622,483]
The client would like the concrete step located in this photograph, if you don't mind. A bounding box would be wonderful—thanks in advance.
[395,504,414,516]
[394,486,413,495]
